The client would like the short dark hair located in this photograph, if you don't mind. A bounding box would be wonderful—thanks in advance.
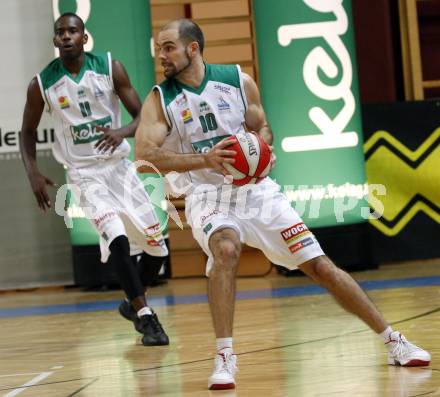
[54,12,85,32]
[178,19,204,54]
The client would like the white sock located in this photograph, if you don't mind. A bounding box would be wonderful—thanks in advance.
[216,337,233,352]
[137,306,152,317]
[380,326,394,342]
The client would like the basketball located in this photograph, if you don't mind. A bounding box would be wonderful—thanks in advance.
[222,132,272,186]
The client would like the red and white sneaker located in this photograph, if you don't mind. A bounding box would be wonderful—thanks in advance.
[208,349,237,390]
[386,332,431,367]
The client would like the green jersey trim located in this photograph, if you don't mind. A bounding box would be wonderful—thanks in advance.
[157,79,182,108]
[176,63,211,95]
[36,74,52,112]
[208,64,240,89]
[39,52,110,90]
[153,85,172,127]
[158,64,241,107]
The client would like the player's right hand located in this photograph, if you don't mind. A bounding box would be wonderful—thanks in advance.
[269,145,276,171]
[28,172,57,211]
[94,126,124,154]
[203,138,236,174]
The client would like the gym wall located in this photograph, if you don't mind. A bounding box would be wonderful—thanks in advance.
[0,0,72,289]
[0,0,438,288]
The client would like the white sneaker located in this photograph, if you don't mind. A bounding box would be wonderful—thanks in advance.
[386,332,431,367]
[208,349,237,390]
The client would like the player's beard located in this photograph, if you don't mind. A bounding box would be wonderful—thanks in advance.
[166,50,192,79]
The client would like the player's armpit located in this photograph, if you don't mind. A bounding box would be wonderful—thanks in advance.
[135,91,168,148]
[242,73,273,145]
[112,60,141,118]
[134,90,171,173]
[110,60,141,137]
[134,90,209,174]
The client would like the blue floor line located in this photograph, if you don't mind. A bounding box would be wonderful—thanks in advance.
[0,275,439,319]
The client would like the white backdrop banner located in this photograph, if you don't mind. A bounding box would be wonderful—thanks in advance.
[0,0,72,289]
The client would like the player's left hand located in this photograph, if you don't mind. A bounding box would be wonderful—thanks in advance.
[94,126,124,153]
[249,130,276,171]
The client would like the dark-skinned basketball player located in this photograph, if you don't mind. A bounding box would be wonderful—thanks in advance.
[20,13,169,346]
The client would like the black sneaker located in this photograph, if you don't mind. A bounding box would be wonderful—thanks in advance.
[134,313,170,346]
[118,300,137,322]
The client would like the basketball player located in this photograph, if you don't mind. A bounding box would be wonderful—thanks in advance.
[20,13,169,346]
[135,19,431,389]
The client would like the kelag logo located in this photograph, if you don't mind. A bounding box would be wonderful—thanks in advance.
[70,116,111,144]
[277,0,358,153]
[253,0,367,227]
[191,135,230,154]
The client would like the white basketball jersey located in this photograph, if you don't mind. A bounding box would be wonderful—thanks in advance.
[154,64,248,193]
[37,52,130,168]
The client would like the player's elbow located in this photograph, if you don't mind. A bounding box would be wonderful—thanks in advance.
[134,145,156,173]
[134,144,144,162]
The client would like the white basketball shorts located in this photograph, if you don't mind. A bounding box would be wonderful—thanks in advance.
[185,178,324,276]
[67,158,168,262]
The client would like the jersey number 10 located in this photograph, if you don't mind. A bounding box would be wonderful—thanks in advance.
[199,113,218,133]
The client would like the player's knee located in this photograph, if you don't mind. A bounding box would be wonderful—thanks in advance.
[212,239,241,267]
[315,258,335,280]
[109,235,130,256]
[301,256,336,281]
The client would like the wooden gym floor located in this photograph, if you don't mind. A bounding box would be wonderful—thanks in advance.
[0,260,439,397]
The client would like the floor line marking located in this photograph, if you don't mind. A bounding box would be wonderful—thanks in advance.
[3,371,54,397]
[1,275,440,318]
[0,374,40,379]
[0,307,436,392]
